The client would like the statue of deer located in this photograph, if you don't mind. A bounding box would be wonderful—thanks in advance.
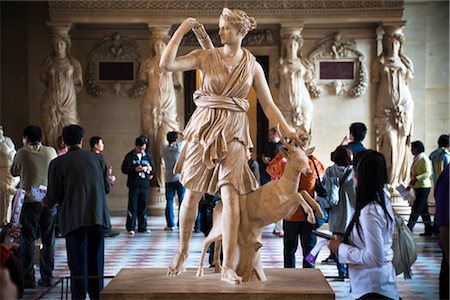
[196,135,324,282]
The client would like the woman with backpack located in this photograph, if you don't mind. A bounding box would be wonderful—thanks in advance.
[322,145,356,277]
[328,150,398,300]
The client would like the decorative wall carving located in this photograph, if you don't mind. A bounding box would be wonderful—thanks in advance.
[181,28,279,48]
[307,32,368,98]
[48,1,403,23]
[85,32,142,98]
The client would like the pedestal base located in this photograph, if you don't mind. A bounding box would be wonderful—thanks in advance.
[101,268,335,299]
[148,187,166,216]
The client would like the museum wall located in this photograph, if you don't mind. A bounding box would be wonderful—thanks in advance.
[1,1,448,214]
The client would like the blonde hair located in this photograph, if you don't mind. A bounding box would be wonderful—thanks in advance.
[220,8,256,36]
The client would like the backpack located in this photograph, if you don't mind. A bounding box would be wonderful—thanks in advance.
[325,167,352,206]
[391,214,417,279]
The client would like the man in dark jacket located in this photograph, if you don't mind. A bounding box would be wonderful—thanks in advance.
[121,135,154,235]
[46,125,111,300]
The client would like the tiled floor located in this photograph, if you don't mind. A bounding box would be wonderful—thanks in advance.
[23,215,442,299]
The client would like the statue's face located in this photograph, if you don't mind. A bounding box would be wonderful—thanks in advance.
[218,18,241,45]
[285,38,299,57]
[153,40,166,56]
[53,39,67,57]
[383,36,400,55]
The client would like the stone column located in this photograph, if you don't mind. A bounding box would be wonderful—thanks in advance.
[144,25,172,217]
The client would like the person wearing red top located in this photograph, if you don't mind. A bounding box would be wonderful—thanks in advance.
[267,152,324,268]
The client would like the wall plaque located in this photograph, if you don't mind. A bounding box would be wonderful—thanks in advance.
[319,61,354,80]
[98,61,135,81]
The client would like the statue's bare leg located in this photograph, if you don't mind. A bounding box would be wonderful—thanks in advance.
[167,189,202,276]
[220,184,242,284]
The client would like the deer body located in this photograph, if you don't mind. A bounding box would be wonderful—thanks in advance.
[197,146,324,281]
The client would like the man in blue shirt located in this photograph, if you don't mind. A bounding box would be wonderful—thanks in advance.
[341,122,367,155]
[161,131,185,230]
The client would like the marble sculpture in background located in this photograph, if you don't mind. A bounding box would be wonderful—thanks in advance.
[0,125,19,224]
[40,31,83,148]
[372,26,414,190]
[275,30,314,133]
[140,38,182,187]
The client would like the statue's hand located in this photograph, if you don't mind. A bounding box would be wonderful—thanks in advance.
[177,18,201,36]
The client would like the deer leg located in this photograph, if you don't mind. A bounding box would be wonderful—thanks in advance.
[296,193,316,224]
[197,231,221,277]
[213,239,222,273]
[300,190,325,219]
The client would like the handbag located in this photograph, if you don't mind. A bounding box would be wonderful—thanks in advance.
[392,214,417,279]
[311,159,327,198]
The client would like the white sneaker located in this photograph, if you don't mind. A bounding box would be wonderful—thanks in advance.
[139,229,151,233]
[128,230,135,235]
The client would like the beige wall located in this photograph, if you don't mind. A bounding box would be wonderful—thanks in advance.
[1,1,448,214]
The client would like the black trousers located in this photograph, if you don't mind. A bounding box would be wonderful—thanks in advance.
[440,251,449,300]
[283,220,316,268]
[407,188,432,233]
[65,226,105,300]
[126,187,148,231]
[19,202,56,283]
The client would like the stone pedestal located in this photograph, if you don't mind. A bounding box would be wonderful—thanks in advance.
[389,186,412,217]
[148,186,166,216]
[101,268,335,299]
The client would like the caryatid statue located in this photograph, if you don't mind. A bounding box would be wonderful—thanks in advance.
[40,23,83,148]
[140,30,182,188]
[274,27,314,134]
[0,125,20,224]
[372,24,414,190]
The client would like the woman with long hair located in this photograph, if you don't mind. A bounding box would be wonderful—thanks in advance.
[328,150,398,299]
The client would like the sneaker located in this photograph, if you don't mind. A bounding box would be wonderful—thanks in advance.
[105,230,120,237]
[322,256,337,264]
[138,229,151,233]
[272,230,284,237]
[128,230,135,235]
[164,226,175,231]
[38,279,53,288]
[420,232,432,237]
[24,280,36,289]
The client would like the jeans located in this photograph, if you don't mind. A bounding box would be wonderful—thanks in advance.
[126,187,149,231]
[65,226,105,300]
[165,181,185,227]
[19,202,57,283]
[283,220,316,268]
[407,188,432,233]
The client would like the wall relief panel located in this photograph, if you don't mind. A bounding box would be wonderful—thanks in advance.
[85,32,143,97]
[307,32,368,98]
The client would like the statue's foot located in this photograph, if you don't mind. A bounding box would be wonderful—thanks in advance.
[167,251,187,276]
[221,266,242,285]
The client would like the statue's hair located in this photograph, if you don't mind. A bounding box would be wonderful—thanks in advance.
[220,8,257,36]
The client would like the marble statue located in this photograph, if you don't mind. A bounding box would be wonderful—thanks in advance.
[0,125,19,224]
[275,31,314,133]
[160,8,297,284]
[197,141,323,281]
[140,38,182,187]
[40,32,83,148]
[372,26,414,189]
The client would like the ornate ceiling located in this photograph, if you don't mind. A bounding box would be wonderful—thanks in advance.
[48,0,404,24]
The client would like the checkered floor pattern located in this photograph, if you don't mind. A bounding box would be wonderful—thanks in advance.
[23,216,442,299]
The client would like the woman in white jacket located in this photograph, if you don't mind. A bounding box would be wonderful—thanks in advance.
[328,150,398,300]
